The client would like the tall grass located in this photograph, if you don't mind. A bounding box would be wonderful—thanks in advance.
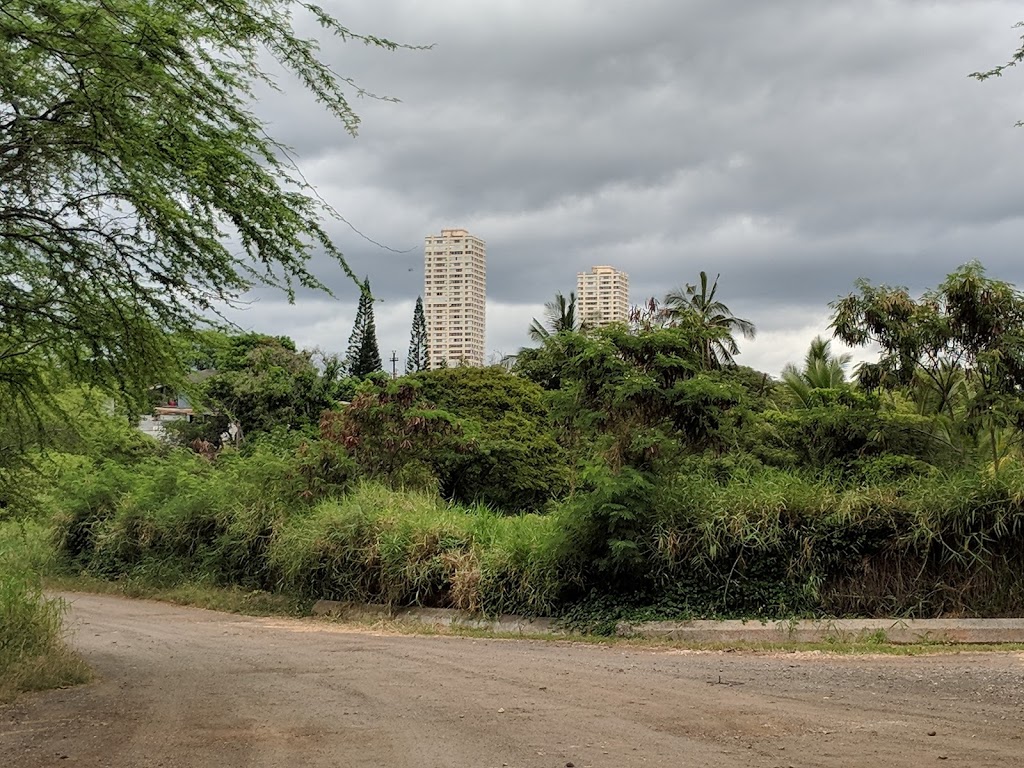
[0,520,90,701]
[49,448,569,616]
[632,464,1024,617]
[270,484,568,614]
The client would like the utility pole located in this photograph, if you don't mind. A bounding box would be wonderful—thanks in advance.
[390,350,398,379]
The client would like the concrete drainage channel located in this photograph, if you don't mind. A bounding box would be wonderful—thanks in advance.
[311,601,1024,644]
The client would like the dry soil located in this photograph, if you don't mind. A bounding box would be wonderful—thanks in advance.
[2,593,1024,767]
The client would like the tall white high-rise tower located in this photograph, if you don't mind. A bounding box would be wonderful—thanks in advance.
[423,228,487,368]
[577,266,629,327]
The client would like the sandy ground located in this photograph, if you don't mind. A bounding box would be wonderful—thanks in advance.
[2,593,1024,767]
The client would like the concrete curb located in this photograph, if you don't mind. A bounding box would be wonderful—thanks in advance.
[311,601,563,635]
[618,618,1024,645]
[311,601,1024,644]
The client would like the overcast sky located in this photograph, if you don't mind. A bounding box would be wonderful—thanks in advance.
[224,0,1024,376]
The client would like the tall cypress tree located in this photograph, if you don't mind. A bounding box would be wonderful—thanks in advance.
[405,296,429,373]
[345,280,382,377]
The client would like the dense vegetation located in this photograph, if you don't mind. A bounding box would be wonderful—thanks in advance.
[5,264,1024,644]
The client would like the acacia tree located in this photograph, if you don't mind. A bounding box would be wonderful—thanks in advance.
[405,297,428,373]
[970,21,1024,104]
[1,1,403,416]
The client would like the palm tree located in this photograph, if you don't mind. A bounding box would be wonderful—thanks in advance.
[799,336,851,388]
[781,336,852,407]
[528,291,583,343]
[661,271,756,369]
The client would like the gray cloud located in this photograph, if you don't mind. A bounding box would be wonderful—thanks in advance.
[229,1,1024,376]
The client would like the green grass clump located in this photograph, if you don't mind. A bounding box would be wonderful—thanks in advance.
[270,483,567,615]
[0,520,90,702]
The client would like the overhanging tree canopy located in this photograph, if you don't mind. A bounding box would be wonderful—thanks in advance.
[1,0,402,410]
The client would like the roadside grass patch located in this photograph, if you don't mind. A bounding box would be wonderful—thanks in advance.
[0,520,90,702]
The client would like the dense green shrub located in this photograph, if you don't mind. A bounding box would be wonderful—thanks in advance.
[744,400,945,472]
[411,366,550,423]
[320,377,461,492]
[52,436,356,584]
[436,413,570,512]
[409,367,574,510]
[327,372,572,512]
[552,461,1024,620]
[51,458,136,565]
[47,447,569,615]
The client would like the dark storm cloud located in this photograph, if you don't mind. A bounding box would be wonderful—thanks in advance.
[233,1,1024,375]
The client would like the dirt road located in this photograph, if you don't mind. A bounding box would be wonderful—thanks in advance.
[2,594,1024,767]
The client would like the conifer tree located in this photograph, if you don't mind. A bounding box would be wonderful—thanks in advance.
[345,281,382,377]
[344,291,367,373]
[405,297,429,373]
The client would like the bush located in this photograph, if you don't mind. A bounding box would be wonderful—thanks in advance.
[744,401,944,473]
[328,373,572,512]
[48,448,572,615]
[411,366,549,423]
[436,413,570,512]
[553,461,1024,622]
[320,378,460,492]
[51,458,136,565]
[413,367,573,510]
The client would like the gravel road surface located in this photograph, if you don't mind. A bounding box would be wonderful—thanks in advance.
[2,593,1023,767]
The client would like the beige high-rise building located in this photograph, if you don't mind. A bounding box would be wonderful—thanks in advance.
[423,228,486,368]
[577,266,629,327]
